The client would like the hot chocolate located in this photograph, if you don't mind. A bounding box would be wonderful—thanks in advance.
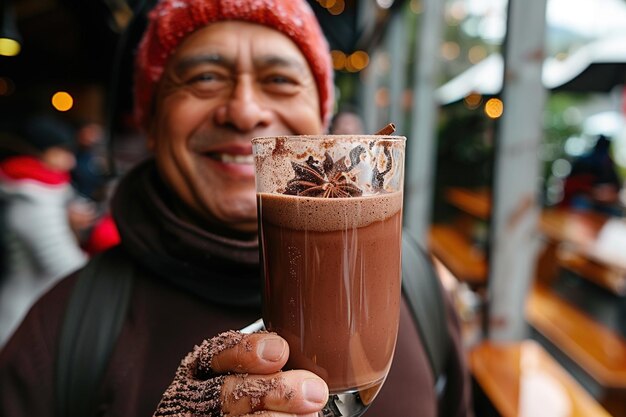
[257,191,403,392]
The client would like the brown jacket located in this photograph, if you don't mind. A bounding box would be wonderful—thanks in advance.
[0,257,470,416]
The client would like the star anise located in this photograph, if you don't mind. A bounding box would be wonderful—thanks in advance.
[284,147,365,198]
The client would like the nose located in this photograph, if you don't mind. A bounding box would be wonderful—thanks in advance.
[214,77,273,132]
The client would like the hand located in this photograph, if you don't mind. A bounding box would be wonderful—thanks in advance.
[153,330,328,417]
[67,200,98,237]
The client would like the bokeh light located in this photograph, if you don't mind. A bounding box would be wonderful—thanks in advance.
[441,42,461,61]
[0,38,20,57]
[484,98,504,118]
[410,0,423,14]
[376,0,395,9]
[464,92,483,109]
[468,45,487,64]
[331,50,346,70]
[348,51,370,71]
[328,0,345,15]
[318,0,337,8]
[52,91,74,112]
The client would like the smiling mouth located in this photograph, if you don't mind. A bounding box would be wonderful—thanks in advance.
[205,152,254,165]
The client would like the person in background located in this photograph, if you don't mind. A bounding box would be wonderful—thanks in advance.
[0,1,472,416]
[562,134,623,216]
[329,107,365,135]
[0,115,88,347]
[71,120,109,201]
[70,120,121,255]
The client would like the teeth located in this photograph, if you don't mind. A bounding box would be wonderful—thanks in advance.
[216,154,254,164]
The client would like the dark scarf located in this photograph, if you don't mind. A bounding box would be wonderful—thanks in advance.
[111,159,261,307]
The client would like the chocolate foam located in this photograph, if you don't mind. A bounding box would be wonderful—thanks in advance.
[258,191,403,232]
[253,135,405,196]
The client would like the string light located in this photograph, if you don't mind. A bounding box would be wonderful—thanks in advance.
[331,50,370,72]
[52,91,74,112]
[0,38,20,57]
[317,0,337,8]
[484,98,504,118]
[348,51,369,71]
[464,92,483,109]
[331,50,346,70]
[328,0,345,15]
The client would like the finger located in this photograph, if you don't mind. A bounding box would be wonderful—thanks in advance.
[222,370,328,416]
[240,413,318,417]
[211,333,289,374]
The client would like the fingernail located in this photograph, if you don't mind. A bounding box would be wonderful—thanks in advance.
[302,378,328,404]
[258,336,286,362]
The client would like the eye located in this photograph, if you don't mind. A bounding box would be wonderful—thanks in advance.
[184,71,230,95]
[188,72,220,84]
[266,75,294,84]
[262,74,300,94]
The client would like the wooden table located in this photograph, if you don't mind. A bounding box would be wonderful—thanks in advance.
[428,225,487,286]
[444,187,491,220]
[539,208,609,247]
[443,186,626,294]
[526,284,626,416]
[427,187,491,286]
[539,208,626,294]
[470,340,612,417]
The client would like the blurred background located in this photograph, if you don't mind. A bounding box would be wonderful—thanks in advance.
[1,0,626,415]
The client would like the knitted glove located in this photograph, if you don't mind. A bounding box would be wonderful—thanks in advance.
[153,331,244,417]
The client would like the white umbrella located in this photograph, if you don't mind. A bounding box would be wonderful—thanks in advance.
[436,35,626,104]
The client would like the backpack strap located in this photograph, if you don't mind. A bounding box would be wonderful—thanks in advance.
[401,230,450,396]
[55,245,134,417]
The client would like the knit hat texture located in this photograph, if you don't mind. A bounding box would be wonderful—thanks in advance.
[134,0,334,130]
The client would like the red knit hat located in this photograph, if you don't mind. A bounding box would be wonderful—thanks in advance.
[134,0,334,131]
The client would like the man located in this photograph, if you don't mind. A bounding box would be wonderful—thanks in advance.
[0,1,472,416]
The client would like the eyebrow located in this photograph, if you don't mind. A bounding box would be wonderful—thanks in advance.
[174,54,233,74]
[174,53,307,74]
[254,55,307,72]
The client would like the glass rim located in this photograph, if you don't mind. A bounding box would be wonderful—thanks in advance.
[251,134,406,144]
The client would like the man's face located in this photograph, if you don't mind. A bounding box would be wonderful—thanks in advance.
[149,21,323,232]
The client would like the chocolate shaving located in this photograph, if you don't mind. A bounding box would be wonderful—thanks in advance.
[372,144,393,191]
[284,148,363,198]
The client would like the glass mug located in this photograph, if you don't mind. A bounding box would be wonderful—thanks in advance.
[252,135,405,417]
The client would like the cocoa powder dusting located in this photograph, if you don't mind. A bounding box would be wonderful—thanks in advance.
[231,376,282,411]
[195,330,244,378]
[272,137,287,157]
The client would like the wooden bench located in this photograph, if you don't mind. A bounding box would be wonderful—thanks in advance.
[557,246,626,295]
[444,187,491,220]
[526,284,626,416]
[428,224,487,287]
[469,340,612,417]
